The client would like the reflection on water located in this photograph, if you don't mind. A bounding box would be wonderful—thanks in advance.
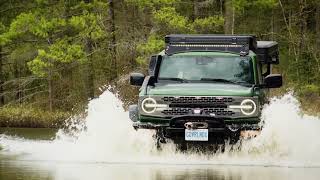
[1,160,320,180]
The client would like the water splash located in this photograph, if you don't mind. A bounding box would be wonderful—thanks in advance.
[239,93,320,167]
[1,90,320,167]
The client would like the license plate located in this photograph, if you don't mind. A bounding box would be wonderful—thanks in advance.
[185,129,208,141]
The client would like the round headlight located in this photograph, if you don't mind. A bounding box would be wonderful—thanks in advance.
[141,97,157,114]
[240,99,257,116]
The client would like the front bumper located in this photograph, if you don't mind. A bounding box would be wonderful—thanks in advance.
[133,122,261,130]
[133,115,262,140]
[133,121,261,131]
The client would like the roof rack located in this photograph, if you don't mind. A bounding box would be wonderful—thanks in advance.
[165,34,257,55]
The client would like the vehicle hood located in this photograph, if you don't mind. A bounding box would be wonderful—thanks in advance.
[148,83,254,96]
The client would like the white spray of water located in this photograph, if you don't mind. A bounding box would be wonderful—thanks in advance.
[1,90,320,167]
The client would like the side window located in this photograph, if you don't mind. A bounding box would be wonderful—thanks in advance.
[256,62,263,84]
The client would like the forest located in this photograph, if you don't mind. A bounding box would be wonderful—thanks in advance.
[0,0,319,127]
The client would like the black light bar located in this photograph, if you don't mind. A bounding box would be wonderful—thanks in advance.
[165,34,257,55]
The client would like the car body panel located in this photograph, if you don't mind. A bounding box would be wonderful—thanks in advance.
[147,83,254,96]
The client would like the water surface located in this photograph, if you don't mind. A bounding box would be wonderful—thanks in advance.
[1,91,320,180]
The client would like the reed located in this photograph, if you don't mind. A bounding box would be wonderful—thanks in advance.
[0,106,70,128]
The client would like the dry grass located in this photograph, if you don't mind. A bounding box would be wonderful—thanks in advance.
[300,95,320,116]
[271,86,320,116]
[0,106,70,128]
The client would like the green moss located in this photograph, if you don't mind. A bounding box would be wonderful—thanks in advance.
[0,106,70,128]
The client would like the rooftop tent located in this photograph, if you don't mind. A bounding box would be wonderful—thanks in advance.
[256,41,279,64]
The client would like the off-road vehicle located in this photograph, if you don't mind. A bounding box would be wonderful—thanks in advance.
[129,34,282,148]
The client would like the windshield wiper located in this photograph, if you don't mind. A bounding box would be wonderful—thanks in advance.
[159,77,189,83]
[200,78,251,86]
[200,78,237,83]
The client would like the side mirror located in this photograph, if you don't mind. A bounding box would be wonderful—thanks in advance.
[130,73,145,87]
[264,74,282,88]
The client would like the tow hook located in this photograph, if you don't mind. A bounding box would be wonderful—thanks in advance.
[184,122,208,129]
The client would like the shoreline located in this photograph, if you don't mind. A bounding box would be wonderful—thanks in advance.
[0,106,69,129]
[0,90,319,128]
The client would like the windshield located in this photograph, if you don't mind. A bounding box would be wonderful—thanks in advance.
[158,54,254,84]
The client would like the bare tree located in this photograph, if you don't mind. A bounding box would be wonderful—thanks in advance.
[224,0,233,34]
[84,0,95,99]
[0,47,5,105]
[109,0,117,80]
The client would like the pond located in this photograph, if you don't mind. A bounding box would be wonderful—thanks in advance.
[1,91,320,180]
[1,128,320,180]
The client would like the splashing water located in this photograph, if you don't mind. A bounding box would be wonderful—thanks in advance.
[1,90,320,167]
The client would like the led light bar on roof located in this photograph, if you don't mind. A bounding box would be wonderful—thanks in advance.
[165,34,257,55]
[170,44,244,48]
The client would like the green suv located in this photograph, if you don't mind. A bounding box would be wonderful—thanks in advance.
[129,34,282,147]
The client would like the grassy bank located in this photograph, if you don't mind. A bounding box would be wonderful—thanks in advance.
[271,86,320,116]
[0,106,70,128]
[299,96,320,116]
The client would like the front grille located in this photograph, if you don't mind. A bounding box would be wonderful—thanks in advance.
[162,108,235,116]
[161,96,236,117]
[162,108,192,115]
[162,96,234,104]
[203,108,235,116]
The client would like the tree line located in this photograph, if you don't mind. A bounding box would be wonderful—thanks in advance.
[0,0,319,114]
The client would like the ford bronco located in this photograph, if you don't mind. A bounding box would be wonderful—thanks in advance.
[129,34,282,148]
